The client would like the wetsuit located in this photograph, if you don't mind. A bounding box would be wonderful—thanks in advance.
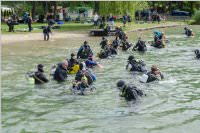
[187,29,192,36]
[100,39,107,49]
[112,38,120,49]
[120,85,144,101]
[85,59,97,68]
[133,40,147,52]
[43,26,51,41]
[195,49,200,59]
[122,15,127,26]
[68,58,77,70]
[110,47,117,55]
[27,17,32,32]
[99,50,109,59]
[77,45,93,59]
[75,70,94,85]
[126,60,146,72]
[118,31,126,41]
[54,63,68,82]
[146,71,164,83]
[73,82,89,95]
[7,19,14,32]
[33,70,49,84]
[121,41,132,51]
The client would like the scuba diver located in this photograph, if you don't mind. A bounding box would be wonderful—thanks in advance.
[120,40,132,51]
[133,37,147,52]
[98,44,117,59]
[98,49,110,59]
[126,55,147,72]
[67,53,79,74]
[72,76,89,95]
[75,62,96,85]
[184,27,195,37]
[68,53,78,69]
[30,64,49,84]
[112,36,120,49]
[43,25,52,41]
[119,31,127,41]
[85,55,98,68]
[146,65,164,83]
[195,49,200,59]
[117,80,145,101]
[54,60,68,82]
[100,37,107,49]
[6,18,14,32]
[77,41,93,59]
[115,26,121,37]
[151,31,166,48]
[27,15,32,32]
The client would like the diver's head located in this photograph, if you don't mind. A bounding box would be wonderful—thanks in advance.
[195,49,200,55]
[37,64,44,72]
[117,80,125,90]
[62,60,68,69]
[71,53,76,59]
[151,65,159,72]
[138,37,142,40]
[84,41,88,46]
[128,55,135,61]
[102,37,105,40]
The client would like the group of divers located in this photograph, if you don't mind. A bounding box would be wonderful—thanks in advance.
[27,26,199,103]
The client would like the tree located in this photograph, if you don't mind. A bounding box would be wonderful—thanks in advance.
[99,1,148,20]
[31,1,36,18]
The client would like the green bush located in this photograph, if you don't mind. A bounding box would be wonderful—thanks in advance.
[192,10,200,24]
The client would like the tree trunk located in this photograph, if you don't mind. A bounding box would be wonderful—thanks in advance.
[53,1,57,19]
[94,1,99,13]
[31,1,36,18]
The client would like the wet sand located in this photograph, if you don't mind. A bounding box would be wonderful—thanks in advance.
[1,31,88,45]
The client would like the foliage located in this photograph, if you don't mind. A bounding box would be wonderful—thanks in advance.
[99,1,148,19]
[192,10,200,24]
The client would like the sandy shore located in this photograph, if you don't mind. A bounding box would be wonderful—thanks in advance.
[1,32,88,45]
[1,24,185,45]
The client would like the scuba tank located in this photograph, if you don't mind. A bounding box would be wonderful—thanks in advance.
[50,65,57,80]
[68,64,80,74]
[140,74,148,83]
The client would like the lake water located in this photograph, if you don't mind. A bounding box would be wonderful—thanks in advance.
[2,25,200,133]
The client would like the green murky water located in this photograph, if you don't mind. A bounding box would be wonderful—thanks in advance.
[2,26,200,133]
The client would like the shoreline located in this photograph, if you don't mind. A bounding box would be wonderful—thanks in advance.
[1,24,186,45]
[127,24,186,32]
[1,31,89,45]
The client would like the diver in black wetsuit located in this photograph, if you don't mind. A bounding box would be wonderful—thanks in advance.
[195,49,200,59]
[117,80,145,101]
[43,25,52,41]
[126,55,147,72]
[31,64,49,84]
[133,37,147,52]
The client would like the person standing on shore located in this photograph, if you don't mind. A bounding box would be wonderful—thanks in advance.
[93,13,99,29]
[43,25,52,41]
[27,15,32,32]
